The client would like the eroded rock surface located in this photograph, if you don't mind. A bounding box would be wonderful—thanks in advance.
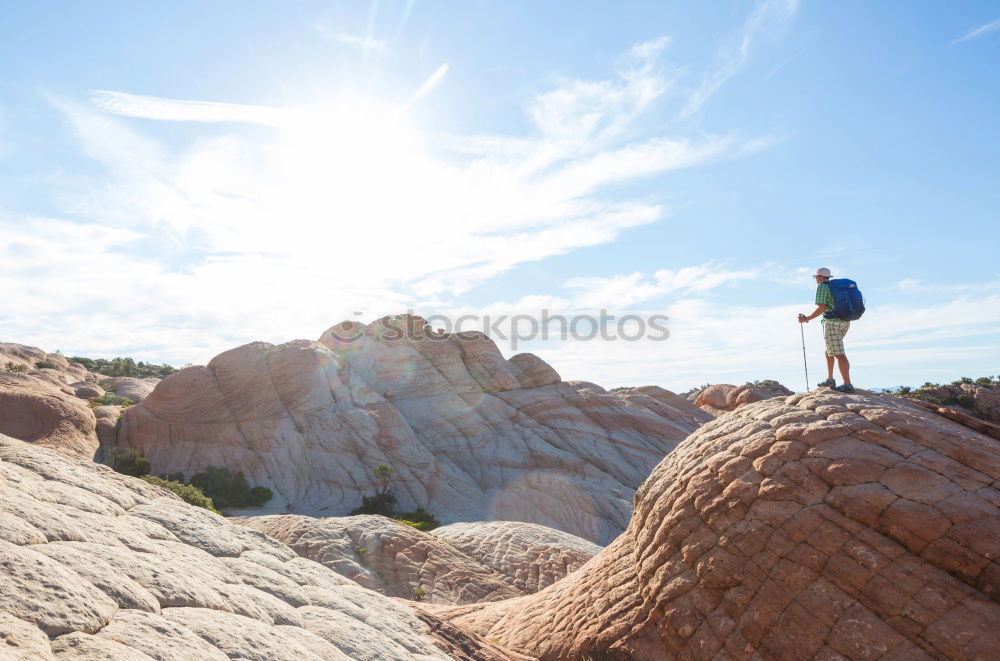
[119,315,703,543]
[0,434,520,660]
[237,514,527,605]
[432,521,602,594]
[99,376,157,404]
[439,390,1000,660]
[0,373,98,460]
[696,381,794,417]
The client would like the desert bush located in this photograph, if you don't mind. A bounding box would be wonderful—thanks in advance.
[141,476,219,513]
[69,355,178,379]
[349,464,440,529]
[89,394,134,407]
[34,361,57,370]
[413,586,426,602]
[350,493,399,517]
[4,362,27,373]
[396,507,441,531]
[190,466,273,509]
[109,448,151,477]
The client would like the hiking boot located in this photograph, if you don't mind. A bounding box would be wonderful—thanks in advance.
[817,378,836,388]
[832,384,855,393]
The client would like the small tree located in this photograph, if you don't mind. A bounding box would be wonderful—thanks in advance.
[109,448,151,477]
[373,464,394,497]
[350,463,399,517]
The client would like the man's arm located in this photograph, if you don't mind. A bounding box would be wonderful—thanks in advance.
[798,304,826,323]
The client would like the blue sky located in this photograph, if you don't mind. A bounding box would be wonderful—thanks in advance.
[1,1,998,391]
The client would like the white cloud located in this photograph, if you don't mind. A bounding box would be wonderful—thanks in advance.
[313,21,386,52]
[565,264,757,309]
[5,35,767,366]
[680,0,799,119]
[954,18,1000,44]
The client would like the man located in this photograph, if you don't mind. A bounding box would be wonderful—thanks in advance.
[798,267,854,392]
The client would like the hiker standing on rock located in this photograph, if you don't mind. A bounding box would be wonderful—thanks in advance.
[798,267,857,393]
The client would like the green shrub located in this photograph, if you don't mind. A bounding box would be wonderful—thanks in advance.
[190,466,273,509]
[34,361,57,370]
[88,394,135,408]
[141,476,219,514]
[109,448,151,477]
[69,356,178,379]
[350,493,399,517]
[396,507,441,531]
[4,362,27,373]
[412,586,426,602]
[249,485,273,506]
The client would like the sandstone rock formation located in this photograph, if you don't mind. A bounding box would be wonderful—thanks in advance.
[237,514,528,605]
[99,376,157,404]
[431,521,601,594]
[695,381,794,417]
[0,373,98,460]
[898,381,1000,425]
[0,433,522,660]
[437,390,1000,660]
[119,315,705,543]
[612,385,714,429]
[0,343,88,383]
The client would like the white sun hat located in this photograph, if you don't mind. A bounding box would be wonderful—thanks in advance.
[814,267,832,277]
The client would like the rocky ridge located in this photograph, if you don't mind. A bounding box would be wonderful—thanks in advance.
[0,343,161,462]
[118,315,705,544]
[434,390,1000,660]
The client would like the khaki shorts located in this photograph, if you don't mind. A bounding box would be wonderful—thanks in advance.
[823,319,850,356]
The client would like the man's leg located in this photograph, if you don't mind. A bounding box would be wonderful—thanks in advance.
[835,354,851,386]
[826,355,835,380]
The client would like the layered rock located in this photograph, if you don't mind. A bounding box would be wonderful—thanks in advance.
[237,515,527,605]
[612,385,714,429]
[0,433,522,660]
[438,390,1000,660]
[0,343,88,383]
[99,376,157,404]
[119,315,704,543]
[695,381,793,417]
[431,521,601,594]
[0,373,98,460]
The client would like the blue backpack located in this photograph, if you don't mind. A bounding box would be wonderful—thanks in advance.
[824,279,865,321]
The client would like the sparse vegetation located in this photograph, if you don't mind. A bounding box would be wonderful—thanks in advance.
[745,379,784,390]
[893,376,998,416]
[349,464,440,530]
[34,361,57,370]
[4,362,27,373]
[680,383,711,397]
[106,450,271,512]
[412,586,426,602]
[190,466,273,509]
[396,508,441,531]
[141,476,219,514]
[68,355,178,379]
[109,448,151,477]
[88,394,135,408]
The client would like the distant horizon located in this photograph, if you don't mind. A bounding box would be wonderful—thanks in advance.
[5,322,995,394]
[2,1,997,392]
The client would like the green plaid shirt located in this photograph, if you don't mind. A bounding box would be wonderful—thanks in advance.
[815,282,840,321]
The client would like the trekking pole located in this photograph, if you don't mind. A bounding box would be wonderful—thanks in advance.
[799,322,810,392]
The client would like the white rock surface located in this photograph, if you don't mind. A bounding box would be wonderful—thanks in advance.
[119,315,706,543]
[431,521,602,593]
[237,514,527,605]
[0,434,522,660]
